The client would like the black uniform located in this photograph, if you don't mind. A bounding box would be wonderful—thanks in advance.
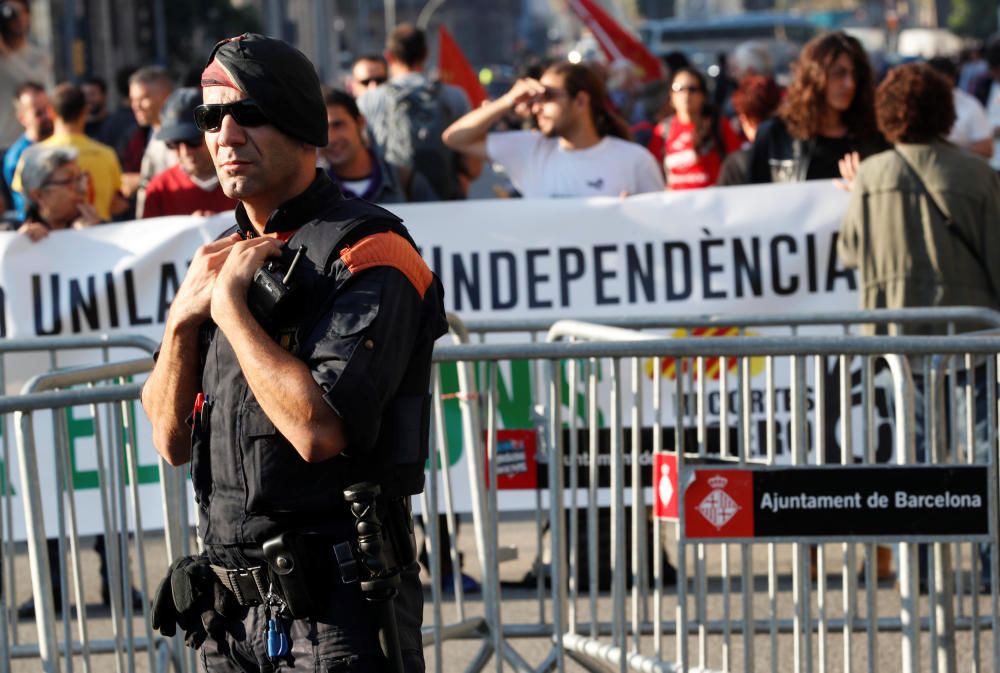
[190,172,446,672]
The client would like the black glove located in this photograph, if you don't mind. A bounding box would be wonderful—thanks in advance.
[151,556,189,637]
[151,555,241,649]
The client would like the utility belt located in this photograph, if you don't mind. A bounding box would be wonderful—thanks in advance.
[210,490,416,619]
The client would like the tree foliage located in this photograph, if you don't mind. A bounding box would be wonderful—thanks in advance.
[949,0,998,41]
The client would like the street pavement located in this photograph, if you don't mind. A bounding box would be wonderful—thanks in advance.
[5,515,996,672]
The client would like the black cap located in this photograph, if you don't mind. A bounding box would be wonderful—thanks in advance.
[202,33,327,147]
[155,88,202,143]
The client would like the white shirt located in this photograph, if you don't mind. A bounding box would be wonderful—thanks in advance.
[486,131,664,198]
[948,87,991,150]
[988,81,1000,171]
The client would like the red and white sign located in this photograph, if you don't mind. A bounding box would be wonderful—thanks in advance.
[653,452,678,520]
[484,429,539,490]
[683,469,754,539]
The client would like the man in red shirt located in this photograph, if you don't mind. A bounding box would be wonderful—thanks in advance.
[140,88,235,218]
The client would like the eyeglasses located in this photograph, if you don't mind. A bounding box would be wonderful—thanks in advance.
[43,174,87,191]
[165,137,203,151]
[671,84,703,94]
[193,100,270,132]
[358,77,386,87]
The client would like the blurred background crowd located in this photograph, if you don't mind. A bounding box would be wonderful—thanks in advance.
[0,0,995,228]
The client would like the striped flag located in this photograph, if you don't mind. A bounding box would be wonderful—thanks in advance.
[567,0,664,82]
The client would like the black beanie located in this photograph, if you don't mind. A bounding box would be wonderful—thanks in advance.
[201,33,327,147]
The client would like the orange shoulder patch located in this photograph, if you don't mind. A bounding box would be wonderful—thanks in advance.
[340,232,433,298]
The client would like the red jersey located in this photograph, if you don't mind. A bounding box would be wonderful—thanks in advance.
[142,164,236,218]
[655,117,742,190]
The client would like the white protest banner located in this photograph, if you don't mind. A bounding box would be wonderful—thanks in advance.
[0,181,863,534]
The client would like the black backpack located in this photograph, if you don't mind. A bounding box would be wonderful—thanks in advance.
[378,80,460,200]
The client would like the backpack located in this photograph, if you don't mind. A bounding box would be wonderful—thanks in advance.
[379,80,460,200]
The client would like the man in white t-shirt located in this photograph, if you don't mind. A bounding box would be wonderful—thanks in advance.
[929,57,992,158]
[443,61,664,198]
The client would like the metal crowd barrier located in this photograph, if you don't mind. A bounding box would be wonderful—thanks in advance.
[429,317,1000,673]
[0,335,192,673]
[4,308,1000,673]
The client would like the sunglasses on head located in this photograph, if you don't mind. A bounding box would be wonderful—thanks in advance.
[193,100,270,132]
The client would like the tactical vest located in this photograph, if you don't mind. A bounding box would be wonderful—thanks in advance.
[191,197,440,546]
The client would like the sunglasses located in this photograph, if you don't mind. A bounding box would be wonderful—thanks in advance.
[671,84,703,94]
[358,77,386,87]
[193,100,270,132]
[539,86,568,102]
[165,137,203,151]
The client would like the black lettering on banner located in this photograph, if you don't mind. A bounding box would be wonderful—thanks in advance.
[593,245,619,305]
[157,263,181,323]
[558,247,585,307]
[104,271,120,328]
[526,249,552,309]
[489,251,518,310]
[806,234,818,293]
[826,232,856,291]
[626,243,655,303]
[733,237,762,298]
[452,252,481,311]
[770,235,799,295]
[124,269,152,326]
[700,238,726,300]
[69,276,99,333]
[32,274,61,336]
[431,246,442,279]
[663,242,691,301]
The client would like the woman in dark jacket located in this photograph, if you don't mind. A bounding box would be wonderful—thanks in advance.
[749,31,884,183]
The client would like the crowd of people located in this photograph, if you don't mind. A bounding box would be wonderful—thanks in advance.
[1,0,999,612]
[0,3,996,226]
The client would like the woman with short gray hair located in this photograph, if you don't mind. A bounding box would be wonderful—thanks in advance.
[13,144,101,241]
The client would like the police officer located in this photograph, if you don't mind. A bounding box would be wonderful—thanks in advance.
[142,34,445,672]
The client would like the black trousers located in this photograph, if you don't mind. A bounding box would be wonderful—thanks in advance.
[199,562,425,673]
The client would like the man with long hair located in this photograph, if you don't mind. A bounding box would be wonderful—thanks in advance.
[443,61,663,198]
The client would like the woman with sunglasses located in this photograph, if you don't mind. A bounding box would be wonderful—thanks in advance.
[10,145,101,241]
[651,67,741,190]
[748,31,883,184]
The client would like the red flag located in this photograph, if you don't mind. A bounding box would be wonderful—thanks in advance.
[438,25,487,108]
[567,0,664,82]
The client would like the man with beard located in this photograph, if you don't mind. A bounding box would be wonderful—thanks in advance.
[443,61,663,197]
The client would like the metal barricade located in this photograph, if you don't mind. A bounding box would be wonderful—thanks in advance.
[4,312,998,673]
[0,325,506,673]
[0,336,194,673]
[430,327,1000,673]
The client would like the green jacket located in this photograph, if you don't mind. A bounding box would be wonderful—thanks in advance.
[838,140,1000,335]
